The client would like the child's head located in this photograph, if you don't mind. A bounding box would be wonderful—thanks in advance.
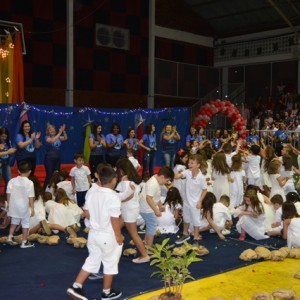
[244,190,263,214]
[267,159,282,175]
[74,153,84,167]
[174,149,188,166]
[18,161,31,176]
[164,187,183,208]
[55,188,70,205]
[211,152,230,174]
[58,169,69,181]
[42,191,53,202]
[202,192,217,218]
[282,154,293,171]
[0,127,10,144]
[190,140,199,148]
[188,154,202,170]
[286,191,300,204]
[223,142,232,154]
[220,194,230,207]
[157,166,174,185]
[250,144,261,155]
[270,194,284,210]
[116,157,142,185]
[282,202,299,220]
[231,153,242,171]
[96,164,117,188]
[126,149,136,158]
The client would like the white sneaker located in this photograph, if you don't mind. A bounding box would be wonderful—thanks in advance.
[221,229,231,235]
[20,241,34,248]
[7,237,18,246]
[209,229,215,233]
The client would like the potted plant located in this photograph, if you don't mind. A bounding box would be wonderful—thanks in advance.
[148,238,201,300]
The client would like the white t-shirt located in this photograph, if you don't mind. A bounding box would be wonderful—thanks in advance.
[246,155,261,178]
[69,165,91,191]
[128,156,141,170]
[84,184,121,233]
[7,176,35,218]
[182,169,207,205]
[140,175,161,213]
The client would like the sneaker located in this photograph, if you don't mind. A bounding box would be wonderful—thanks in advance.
[132,255,150,264]
[209,229,215,234]
[40,220,52,236]
[192,239,200,247]
[175,234,190,245]
[66,286,88,300]
[88,271,103,280]
[101,289,122,300]
[7,237,18,246]
[20,241,34,248]
[221,229,231,235]
[66,226,77,237]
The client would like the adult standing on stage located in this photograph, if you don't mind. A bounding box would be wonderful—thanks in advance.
[44,124,68,188]
[15,120,41,175]
[161,124,181,169]
[88,123,106,180]
[139,123,157,176]
[0,127,16,191]
[124,127,139,151]
[105,122,124,167]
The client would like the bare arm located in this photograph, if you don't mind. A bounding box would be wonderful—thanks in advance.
[206,211,226,240]
[146,195,161,216]
[282,219,291,240]
[196,189,207,209]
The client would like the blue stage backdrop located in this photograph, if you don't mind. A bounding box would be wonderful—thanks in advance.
[0,103,190,166]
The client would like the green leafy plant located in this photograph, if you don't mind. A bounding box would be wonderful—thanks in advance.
[148,238,201,297]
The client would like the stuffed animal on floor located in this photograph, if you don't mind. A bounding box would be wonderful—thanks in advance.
[0,236,8,243]
[272,288,297,300]
[270,250,285,261]
[123,248,137,257]
[37,235,60,245]
[254,246,272,260]
[287,248,300,259]
[207,297,224,300]
[251,292,274,300]
[239,249,258,261]
[278,247,290,258]
[294,271,300,279]
[27,233,41,242]
[67,237,87,248]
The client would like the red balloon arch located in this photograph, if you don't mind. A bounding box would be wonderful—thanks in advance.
[193,99,247,139]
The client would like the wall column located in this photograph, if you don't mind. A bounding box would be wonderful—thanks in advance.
[148,0,155,108]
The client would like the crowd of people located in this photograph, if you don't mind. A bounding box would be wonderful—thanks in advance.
[0,110,300,300]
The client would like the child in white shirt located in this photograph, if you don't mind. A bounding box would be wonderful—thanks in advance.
[139,166,174,247]
[6,161,35,248]
[245,144,261,187]
[67,165,123,300]
[70,153,91,207]
[175,154,207,246]
[126,149,141,171]
[267,194,284,236]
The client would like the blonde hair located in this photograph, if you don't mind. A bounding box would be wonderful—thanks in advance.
[46,124,55,136]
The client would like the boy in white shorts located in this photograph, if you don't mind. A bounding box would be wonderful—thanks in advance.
[67,165,123,300]
[7,161,35,248]
[175,154,207,246]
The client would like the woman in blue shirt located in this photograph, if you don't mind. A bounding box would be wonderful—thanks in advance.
[105,123,124,167]
[0,127,16,191]
[15,120,41,175]
[124,127,139,151]
[44,124,68,188]
[161,124,181,169]
[89,123,106,180]
[139,123,157,176]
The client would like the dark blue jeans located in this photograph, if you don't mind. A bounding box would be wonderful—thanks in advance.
[44,154,61,188]
[0,162,12,192]
[143,150,156,176]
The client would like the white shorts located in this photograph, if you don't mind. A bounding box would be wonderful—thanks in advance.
[121,206,139,223]
[182,203,201,227]
[82,231,123,275]
[248,177,261,186]
[11,216,30,228]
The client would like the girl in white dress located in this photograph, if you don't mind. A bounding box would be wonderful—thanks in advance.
[173,149,188,202]
[286,191,300,215]
[260,144,276,196]
[282,202,300,248]
[115,158,149,263]
[282,155,300,195]
[268,159,290,201]
[211,152,232,202]
[234,190,269,240]
[198,192,226,240]
[157,187,182,234]
[229,154,246,208]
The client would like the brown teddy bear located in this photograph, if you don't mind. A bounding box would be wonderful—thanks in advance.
[287,248,300,259]
[37,235,60,245]
[254,246,272,260]
[67,237,87,248]
[270,250,285,261]
[278,247,290,258]
[123,248,137,256]
[272,288,297,300]
[239,249,258,261]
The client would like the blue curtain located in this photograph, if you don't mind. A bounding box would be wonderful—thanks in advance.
[0,104,190,166]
